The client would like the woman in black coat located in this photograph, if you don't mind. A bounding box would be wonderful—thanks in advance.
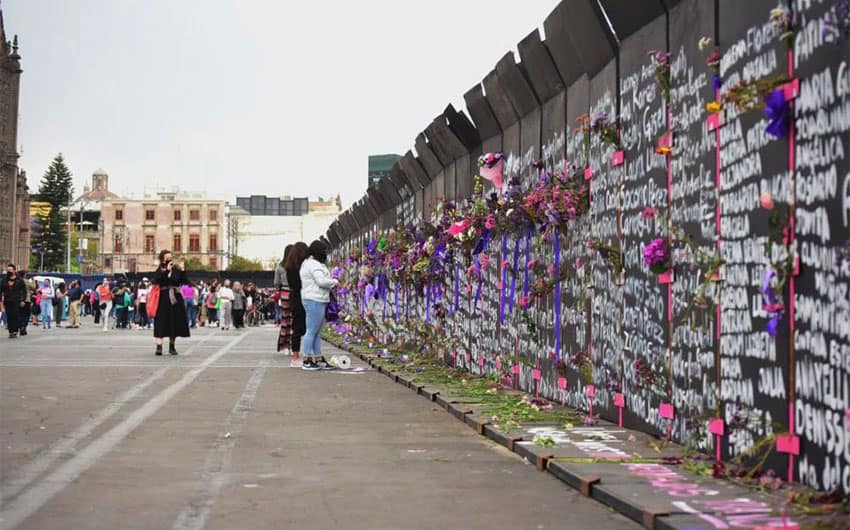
[152,249,190,355]
[283,241,308,367]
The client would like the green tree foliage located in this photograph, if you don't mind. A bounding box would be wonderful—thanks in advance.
[227,255,264,271]
[176,255,213,272]
[33,154,74,271]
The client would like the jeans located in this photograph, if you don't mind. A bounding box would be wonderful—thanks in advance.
[301,299,327,357]
[186,303,196,327]
[220,300,232,328]
[138,303,149,327]
[274,304,282,324]
[102,301,113,330]
[40,299,53,328]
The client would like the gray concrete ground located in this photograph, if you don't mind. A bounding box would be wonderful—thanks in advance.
[0,321,638,530]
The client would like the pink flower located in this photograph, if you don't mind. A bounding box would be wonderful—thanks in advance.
[501,260,510,270]
[485,215,497,229]
[447,219,471,236]
[574,258,584,269]
[528,259,539,269]
[759,192,775,210]
[641,207,658,219]
[467,265,478,278]
[547,265,555,275]
[497,281,504,290]
[479,254,491,268]
[518,296,531,308]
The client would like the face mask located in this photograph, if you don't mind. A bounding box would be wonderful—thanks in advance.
[6,272,13,278]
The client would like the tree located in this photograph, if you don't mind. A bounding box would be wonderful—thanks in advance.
[34,154,74,271]
[176,255,213,272]
[227,255,264,272]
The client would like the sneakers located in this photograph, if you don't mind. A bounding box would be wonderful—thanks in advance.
[289,357,303,368]
[301,358,320,371]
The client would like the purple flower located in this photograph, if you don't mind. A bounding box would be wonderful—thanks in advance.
[764,89,789,139]
[643,238,670,269]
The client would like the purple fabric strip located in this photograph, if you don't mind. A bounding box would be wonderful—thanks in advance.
[395,284,399,319]
[554,234,562,354]
[426,282,432,323]
[499,234,508,325]
[454,262,460,313]
[523,224,531,297]
[509,236,520,312]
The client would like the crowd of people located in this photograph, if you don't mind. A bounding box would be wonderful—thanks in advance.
[0,239,339,371]
[0,268,275,335]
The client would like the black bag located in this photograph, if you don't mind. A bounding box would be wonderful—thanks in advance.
[31,303,41,316]
[100,302,107,310]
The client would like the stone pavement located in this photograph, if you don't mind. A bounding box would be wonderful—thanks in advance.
[0,323,638,530]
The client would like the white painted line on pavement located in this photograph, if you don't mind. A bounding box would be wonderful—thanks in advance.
[170,361,268,530]
[0,332,220,508]
[0,330,250,530]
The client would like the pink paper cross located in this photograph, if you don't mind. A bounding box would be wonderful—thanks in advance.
[776,434,800,456]
[611,150,624,166]
[557,377,567,389]
[584,167,593,180]
[532,368,542,381]
[512,364,520,375]
[586,385,595,398]
[658,270,673,284]
[659,403,674,419]
[782,78,800,101]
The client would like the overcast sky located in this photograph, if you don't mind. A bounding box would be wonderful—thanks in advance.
[4,0,560,207]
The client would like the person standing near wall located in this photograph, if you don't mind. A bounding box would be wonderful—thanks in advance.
[218,279,234,331]
[66,280,84,328]
[96,278,113,331]
[299,240,338,371]
[137,278,150,329]
[182,281,197,328]
[231,281,246,329]
[38,279,54,330]
[284,242,308,368]
[1,264,28,339]
[273,249,289,324]
[205,285,218,327]
[152,249,190,355]
[53,283,66,328]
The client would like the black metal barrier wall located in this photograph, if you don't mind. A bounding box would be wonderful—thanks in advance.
[328,0,850,493]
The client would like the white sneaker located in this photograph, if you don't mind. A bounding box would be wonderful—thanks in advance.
[290,358,302,368]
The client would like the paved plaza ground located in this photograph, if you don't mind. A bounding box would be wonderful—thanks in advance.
[0,322,638,530]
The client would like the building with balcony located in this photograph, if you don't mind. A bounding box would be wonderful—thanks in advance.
[100,187,225,273]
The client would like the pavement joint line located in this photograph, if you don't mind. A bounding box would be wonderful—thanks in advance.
[0,329,223,505]
[170,360,268,530]
[0,329,251,530]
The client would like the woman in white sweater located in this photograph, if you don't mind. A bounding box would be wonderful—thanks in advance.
[298,240,338,370]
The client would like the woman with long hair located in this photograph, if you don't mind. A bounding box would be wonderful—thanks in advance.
[299,240,338,371]
[151,249,190,355]
[283,242,308,368]
[38,279,53,330]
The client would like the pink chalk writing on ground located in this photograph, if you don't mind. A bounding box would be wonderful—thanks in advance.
[626,464,719,498]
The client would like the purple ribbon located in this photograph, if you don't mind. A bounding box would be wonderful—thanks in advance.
[509,236,520,312]
[405,286,409,319]
[454,262,460,315]
[554,234,562,353]
[473,231,492,312]
[523,224,531,297]
[394,284,399,319]
[500,234,508,325]
[426,282,432,323]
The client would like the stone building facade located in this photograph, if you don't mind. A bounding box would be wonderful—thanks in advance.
[0,8,29,268]
[100,189,225,273]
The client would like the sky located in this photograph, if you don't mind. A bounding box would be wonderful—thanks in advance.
[3,0,561,208]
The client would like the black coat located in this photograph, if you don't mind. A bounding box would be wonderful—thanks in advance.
[152,266,190,338]
[1,275,27,304]
[286,267,305,336]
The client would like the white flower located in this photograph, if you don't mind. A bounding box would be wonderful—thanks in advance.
[698,37,712,50]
